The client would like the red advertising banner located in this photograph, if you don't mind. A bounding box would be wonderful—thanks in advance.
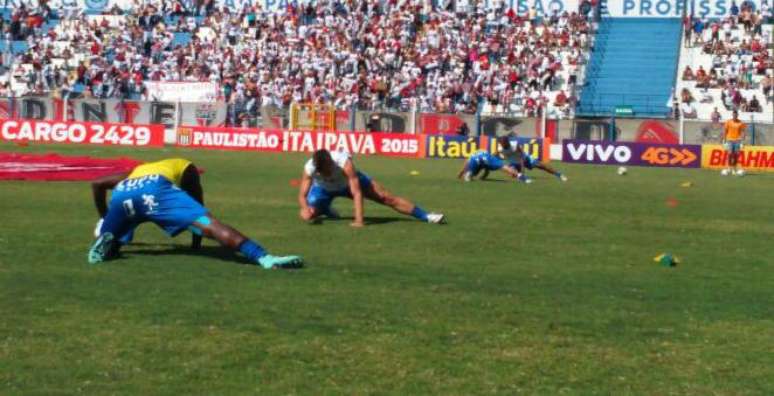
[419,114,467,135]
[0,118,164,147]
[176,126,424,158]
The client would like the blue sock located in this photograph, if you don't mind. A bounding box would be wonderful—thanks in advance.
[411,206,429,222]
[238,240,267,261]
[555,172,563,179]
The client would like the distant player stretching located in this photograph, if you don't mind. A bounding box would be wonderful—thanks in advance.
[722,110,746,176]
[458,136,566,183]
[89,158,303,269]
[298,149,445,226]
[501,135,567,182]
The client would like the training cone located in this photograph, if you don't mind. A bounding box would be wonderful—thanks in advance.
[409,170,420,176]
[654,253,680,267]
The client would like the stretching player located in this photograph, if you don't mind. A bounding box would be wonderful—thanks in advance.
[89,158,302,269]
[458,136,566,183]
[298,149,445,227]
[458,135,536,182]
[501,135,568,182]
[457,148,528,182]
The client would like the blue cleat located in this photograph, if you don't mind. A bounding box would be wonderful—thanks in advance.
[88,232,118,264]
[257,254,304,270]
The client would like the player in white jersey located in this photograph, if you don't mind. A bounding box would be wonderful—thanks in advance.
[298,149,445,227]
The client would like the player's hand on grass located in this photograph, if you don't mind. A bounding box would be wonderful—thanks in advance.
[300,206,316,221]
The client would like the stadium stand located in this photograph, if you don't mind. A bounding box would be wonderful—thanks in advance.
[675,3,773,123]
[0,0,593,121]
[578,18,682,118]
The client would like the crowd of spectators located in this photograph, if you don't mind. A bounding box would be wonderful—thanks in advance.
[0,0,593,122]
[678,0,773,119]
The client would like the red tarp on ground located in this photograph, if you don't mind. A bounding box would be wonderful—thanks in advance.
[0,152,142,181]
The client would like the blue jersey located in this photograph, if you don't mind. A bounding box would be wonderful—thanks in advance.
[467,150,505,174]
[100,174,208,240]
[511,152,539,171]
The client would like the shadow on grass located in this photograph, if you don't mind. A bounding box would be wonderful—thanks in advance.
[127,244,253,265]
[477,178,509,183]
[309,216,413,225]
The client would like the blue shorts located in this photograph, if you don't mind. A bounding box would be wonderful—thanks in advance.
[724,141,742,153]
[466,152,504,175]
[513,154,539,171]
[306,172,372,212]
[100,175,209,240]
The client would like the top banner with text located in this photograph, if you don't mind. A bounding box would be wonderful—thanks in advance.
[3,0,759,19]
[175,126,424,158]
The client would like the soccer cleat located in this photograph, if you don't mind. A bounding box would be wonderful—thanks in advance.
[559,174,568,182]
[88,232,116,264]
[518,174,532,184]
[427,213,446,224]
[257,254,304,270]
[463,171,472,182]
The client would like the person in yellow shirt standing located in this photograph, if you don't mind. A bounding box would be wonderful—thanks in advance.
[88,158,303,269]
[722,110,747,176]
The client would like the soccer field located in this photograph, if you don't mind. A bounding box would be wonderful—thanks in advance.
[1,143,773,394]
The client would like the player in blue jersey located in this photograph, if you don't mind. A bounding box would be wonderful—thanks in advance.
[501,135,568,182]
[298,149,445,226]
[457,136,529,183]
[459,136,566,183]
[88,158,303,269]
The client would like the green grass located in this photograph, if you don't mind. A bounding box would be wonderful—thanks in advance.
[1,143,773,395]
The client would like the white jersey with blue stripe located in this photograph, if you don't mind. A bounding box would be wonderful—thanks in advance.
[304,150,352,192]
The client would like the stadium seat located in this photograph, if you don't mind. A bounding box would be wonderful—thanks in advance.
[579,18,682,118]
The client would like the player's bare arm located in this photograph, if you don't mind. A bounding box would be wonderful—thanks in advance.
[298,172,315,221]
[179,164,204,204]
[91,172,130,217]
[457,159,470,179]
[343,160,364,227]
[179,164,205,249]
